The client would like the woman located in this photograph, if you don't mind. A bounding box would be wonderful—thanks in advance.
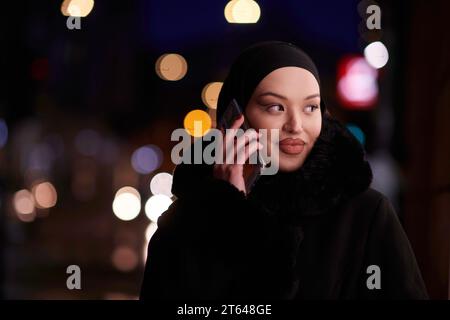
[140,41,428,299]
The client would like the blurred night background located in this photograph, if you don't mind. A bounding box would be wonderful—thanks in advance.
[1,0,450,299]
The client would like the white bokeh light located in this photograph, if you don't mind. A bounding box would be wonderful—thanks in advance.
[150,172,173,197]
[145,194,173,222]
[364,41,389,69]
[112,187,141,221]
[145,222,158,242]
[13,189,34,215]
[13,189,36,222]
[115,186,140,199]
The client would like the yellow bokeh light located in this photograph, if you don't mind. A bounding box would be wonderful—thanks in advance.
[155,53,188,81]
[184,109,212,137]
[225,1,236,23]
[201,82,223,109]
[224,0,261,24]
[32,181,57,209]
[61,0,95,17]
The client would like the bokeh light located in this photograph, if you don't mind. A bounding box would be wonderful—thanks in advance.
[131,145,163,175]
[103,292,137,300]
[225,0,261,24]
[13,189,36,222]
[145,194,172,222]
[150,172,173,197]
[346,124,366,146]
[142,244,148,266]
[337,56,378,109]
[145,222,158,242]
[0,118,8,148]
[112,187,141,221]
[155,53,188,81]
[364,41,389,69]
[201,82,223,109]
[143,222,158,265]
[32,181,58,209]
[115,186,140,199]
[184,109,212,137]
[61,0,95,17]
[111,246,139,272]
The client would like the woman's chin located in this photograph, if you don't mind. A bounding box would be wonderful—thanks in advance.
[261,144,309,173]
[277,154,306,172]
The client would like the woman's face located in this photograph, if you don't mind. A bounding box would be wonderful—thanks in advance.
[245,66,322,172]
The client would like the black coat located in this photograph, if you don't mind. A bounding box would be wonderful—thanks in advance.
[140,116,428,299]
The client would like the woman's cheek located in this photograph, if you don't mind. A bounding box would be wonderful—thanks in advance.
[306,117,322,140]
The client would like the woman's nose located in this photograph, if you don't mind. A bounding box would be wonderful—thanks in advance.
[282,113,303,133]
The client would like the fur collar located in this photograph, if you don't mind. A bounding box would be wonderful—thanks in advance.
[171,114,373,224]
[247,114,373,223]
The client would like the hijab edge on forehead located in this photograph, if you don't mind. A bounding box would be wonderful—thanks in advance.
[217,41,326,124]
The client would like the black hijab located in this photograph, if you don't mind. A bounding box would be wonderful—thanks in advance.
[217,41,326,125]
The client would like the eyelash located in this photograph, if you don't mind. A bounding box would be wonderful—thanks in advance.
[265,104,319,113]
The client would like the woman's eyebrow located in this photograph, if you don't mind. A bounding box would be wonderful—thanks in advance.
[257,91,288,101]
[304,93,320,100]
[258,92,320,101]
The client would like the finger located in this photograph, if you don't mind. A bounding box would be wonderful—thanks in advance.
[236,138,263,165]
[241,140,263,165]
[234,129,258,164]
[223,133,235,164]
[215,132,224,164]
[235,130,258,163]
[223,130,241,165]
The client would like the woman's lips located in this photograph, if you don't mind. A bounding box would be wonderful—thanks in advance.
[278,138,306,155]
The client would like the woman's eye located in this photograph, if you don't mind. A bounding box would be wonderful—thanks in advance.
[305,105,319,113]
[267,104,284,112]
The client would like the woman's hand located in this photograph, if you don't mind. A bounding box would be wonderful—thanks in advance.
[213,114,262,195]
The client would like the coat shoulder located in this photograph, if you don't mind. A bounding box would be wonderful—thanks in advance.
[351,187,386,205]
[338,187,387,217]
